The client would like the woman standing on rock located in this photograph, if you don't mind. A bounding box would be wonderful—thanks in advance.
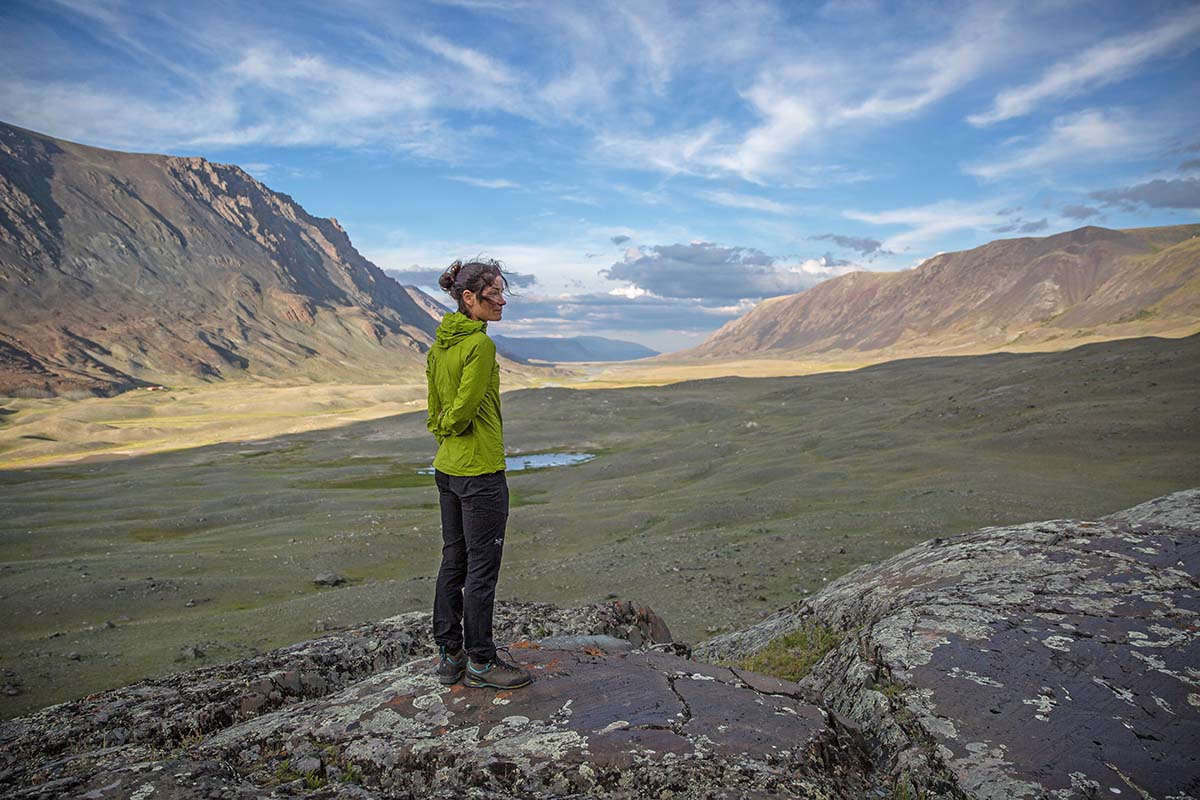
[426,259,531,690]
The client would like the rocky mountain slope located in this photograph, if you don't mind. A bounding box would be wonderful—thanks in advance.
[0,122,440,397]
[2,489,1195,798]
[692,224,1200,359]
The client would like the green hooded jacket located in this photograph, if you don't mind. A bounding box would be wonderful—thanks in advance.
[426,312,505,476]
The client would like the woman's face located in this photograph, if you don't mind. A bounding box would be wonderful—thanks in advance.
[464,275,506,322]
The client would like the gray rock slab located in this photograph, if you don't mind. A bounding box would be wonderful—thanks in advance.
[191,644,869,798]
[698,488,1200,799]
[537,634,634,652]
[0,599,677,796]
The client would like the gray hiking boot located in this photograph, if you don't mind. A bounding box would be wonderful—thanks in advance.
[435,644,466,685]
[464,652,532,689]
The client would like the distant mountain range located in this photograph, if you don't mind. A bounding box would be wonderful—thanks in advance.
[690,224,1200,359]
[0,122,440,396]
[491,335,657,363]
[397,283,658,363]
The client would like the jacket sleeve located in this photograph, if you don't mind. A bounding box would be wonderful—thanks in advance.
[426,354,444,443]
[435,335,495,438]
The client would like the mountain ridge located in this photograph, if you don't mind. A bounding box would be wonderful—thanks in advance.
[0,122,440,397]
[690,223,1200,360]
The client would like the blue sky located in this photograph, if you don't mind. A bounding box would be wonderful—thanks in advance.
[2,0,1198,352]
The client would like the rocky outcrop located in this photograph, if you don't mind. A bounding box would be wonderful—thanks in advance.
[4,492,1197,799]
[0,601,675,790]
[698,488,1200,799]
[0,600,880,799]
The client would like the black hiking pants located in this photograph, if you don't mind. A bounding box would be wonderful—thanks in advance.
[433,469,508,663]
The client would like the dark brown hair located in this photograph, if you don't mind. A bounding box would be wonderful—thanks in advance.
[438,258,509,314]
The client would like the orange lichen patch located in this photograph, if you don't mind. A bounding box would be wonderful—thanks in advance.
[383,695,416,711]
[582,645,604,657]
[511,640,542,649]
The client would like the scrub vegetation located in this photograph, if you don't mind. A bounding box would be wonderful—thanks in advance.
[735,622,843,682]
[1,334,1197,717]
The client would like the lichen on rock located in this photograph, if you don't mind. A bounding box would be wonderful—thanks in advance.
[0,600,873,799]
[697,488,1200,799]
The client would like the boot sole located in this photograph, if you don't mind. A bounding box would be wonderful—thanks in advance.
[437,671,464,685]
[464,675,532,689]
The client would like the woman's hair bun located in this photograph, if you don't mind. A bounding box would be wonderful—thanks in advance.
[438,261,463,293]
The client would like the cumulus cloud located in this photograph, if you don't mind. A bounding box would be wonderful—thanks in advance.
[601,242,848,305]
[1090,177,1200,210]
[969,8,1200,126]
[1061,204,1101,220]
[809,233,889,256]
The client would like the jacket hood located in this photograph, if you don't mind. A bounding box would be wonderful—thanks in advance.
[434,312,488,349]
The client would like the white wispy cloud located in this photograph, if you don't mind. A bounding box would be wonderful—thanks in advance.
[416,32,517,84]
[844,199,1004,252]
[841,6,1011,122]
[0,78,239,152]
[595,124,725,177]
[699,190,795,215]
[415,32,522,112]
[448,176,521,189]
[965,109,1147,179]
[969,7,1200,126]
[616,5,676,93]
[612,5,1016,183]
[711,66,823,182]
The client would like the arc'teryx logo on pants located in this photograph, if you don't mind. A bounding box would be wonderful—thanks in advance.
[494,538,503,546]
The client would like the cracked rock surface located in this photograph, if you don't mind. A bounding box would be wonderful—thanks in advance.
[1,636,872,799]
[0,600,682,796]
[699,488,1200,799]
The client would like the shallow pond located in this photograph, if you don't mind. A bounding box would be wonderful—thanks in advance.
[418,452,595,474]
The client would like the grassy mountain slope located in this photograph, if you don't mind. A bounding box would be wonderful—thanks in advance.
[691,224,1200,359]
